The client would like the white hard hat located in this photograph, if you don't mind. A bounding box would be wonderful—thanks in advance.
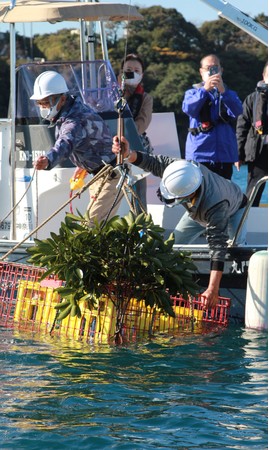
[160,160,202,200]
[30,71,69,100]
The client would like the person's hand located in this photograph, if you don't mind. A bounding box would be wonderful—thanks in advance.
[200,269,222,309]
[72,166,86,180]
[200,287,219,310]
[112,135,130,158]
[33,155,49,170]
[234,161,241,171]
[112,136,138,164]
[204,73,225,94]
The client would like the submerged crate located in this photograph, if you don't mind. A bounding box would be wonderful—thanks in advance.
[14,279,62,331]
[0,262,231,343]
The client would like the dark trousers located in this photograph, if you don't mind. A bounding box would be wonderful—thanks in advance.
[246,144,268,206]
[200,162,233,180]
[247,163,268,206]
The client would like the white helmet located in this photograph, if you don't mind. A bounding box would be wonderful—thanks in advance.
[30,71,69,100]
[160,160,202,200]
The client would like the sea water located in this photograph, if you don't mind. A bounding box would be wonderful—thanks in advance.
[232,164,268,204]
[0,325,267,449]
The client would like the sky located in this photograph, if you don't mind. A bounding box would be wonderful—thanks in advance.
[0,0,267,37]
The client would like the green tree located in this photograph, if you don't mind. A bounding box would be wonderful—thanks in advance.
[0,4,267,134]
[152,62,197,111]
[34,29,81,61]
[199,15,268,97]
[110,6,206,67]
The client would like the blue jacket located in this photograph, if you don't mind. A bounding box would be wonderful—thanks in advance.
[46,96,114,172]
[182,83,243,163]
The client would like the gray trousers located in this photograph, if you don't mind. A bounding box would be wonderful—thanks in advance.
[173,209,247,246]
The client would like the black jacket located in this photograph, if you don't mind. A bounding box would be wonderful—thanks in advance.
[236,87,268,162]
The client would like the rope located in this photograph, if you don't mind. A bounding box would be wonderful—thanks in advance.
[0,160,147,261]
[189,296,194,333]
[86,165,114,224]
[35,170,38,237]
[122,182,147,216]
[69,190,74,214]
[0,168,37,226]
[0,164,113,262]
[100,165,128,228]
[87,163,146,230]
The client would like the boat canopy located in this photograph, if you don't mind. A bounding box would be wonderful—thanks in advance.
[0,1,143,24]
[14,59,145,148]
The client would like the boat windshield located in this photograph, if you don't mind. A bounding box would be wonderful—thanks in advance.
[15,60,123,122]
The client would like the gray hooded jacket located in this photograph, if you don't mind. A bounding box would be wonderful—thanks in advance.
[133,152,245,268]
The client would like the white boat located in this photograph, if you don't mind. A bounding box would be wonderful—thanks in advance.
[0,1,267,325]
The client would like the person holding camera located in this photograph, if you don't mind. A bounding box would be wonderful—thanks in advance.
[118,53,153,212]
[182,54,243,180]
[236,62,268,206]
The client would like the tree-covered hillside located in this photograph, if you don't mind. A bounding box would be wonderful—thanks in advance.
[0,6,267,150]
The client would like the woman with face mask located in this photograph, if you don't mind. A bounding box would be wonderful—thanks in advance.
[118,53,154,213]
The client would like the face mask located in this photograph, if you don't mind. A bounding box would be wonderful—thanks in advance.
[39,98,60,121]
[123,72,143,87]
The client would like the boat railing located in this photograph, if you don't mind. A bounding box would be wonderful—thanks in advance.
[231,175,268,246]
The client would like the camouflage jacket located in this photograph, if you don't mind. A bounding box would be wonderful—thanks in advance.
[46,96,114,172]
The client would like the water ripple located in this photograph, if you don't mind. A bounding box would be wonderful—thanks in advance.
[0,326,267,449]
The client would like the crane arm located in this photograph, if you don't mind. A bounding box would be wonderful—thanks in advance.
[200,0,268,46]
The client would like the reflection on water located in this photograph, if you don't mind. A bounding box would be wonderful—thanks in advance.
[0,325,267,449]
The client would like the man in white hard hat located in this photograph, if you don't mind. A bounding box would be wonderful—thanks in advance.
[30,70,123,224]
[112,135,248,309]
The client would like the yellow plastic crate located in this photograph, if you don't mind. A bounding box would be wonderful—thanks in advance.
[14,280,117,342]
[14,280,60,329]
[13,280,229,342]
[55,295,116,343]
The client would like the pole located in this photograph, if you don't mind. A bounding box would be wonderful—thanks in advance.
[99,21,109,60]
[9,3,16,239]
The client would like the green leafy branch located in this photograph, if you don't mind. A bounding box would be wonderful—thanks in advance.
[27,211,199,333]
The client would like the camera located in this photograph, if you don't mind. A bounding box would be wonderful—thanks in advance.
[123,71,135,79]
[209,65,219,76]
